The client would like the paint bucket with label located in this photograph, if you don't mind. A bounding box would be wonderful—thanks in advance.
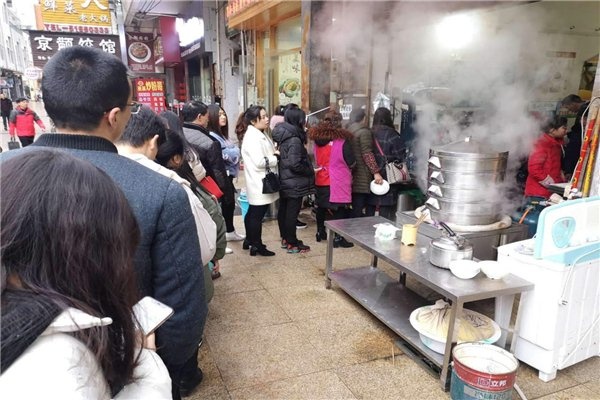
[450,343,518,400]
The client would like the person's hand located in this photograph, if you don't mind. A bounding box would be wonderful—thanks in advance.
[274,150,280,156]
[373,173,384,184]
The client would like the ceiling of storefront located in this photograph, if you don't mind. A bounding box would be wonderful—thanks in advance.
[124,0,204,29]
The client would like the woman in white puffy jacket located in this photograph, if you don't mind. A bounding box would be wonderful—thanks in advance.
[0,150,172,399]
[239,105,279,256]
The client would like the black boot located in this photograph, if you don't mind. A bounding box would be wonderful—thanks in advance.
[333,234,354,248]
[242,239,250,250]
[316,228,327,242]
[250,245,275,256]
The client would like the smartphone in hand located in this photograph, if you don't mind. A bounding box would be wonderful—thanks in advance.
[132,296,174,336]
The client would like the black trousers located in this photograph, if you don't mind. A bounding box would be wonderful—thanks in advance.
[168,347,199,400]
[244,204,269,247]
[1,114,8,131]
[316,206,349,231]
[351,193,370,218]
[277,196,303,245]
[220,175,236,233]
[366,204,395,220]
[18,136,34,147]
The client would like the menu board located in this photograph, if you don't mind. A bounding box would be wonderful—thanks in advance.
[135,78,166,113]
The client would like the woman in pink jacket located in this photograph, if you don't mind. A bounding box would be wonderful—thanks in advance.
[308,109,355,248]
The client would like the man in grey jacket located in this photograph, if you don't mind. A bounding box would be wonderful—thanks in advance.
[1,47,207,399]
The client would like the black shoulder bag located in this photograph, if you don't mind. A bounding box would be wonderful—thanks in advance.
[262,157,280,194]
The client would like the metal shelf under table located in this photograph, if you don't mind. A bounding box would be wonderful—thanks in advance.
[325,216,534,391]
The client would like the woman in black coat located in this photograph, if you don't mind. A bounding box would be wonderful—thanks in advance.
[367,107,408,220]
[272,105,315,253]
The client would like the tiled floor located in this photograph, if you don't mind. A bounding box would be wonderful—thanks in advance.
[5,110,599,399]
[188,208,600,400]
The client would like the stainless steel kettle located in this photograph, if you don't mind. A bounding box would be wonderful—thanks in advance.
[429,222,473,269]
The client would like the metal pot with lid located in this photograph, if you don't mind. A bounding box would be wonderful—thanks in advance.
[429,222,473,269]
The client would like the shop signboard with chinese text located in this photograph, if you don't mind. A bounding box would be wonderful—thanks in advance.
[135,78,166,113]
[126,32,155,73]
[29,30,120,68]
[39,0,112,34]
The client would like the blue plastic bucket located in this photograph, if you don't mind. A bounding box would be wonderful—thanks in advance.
[238,194,249,220]
[450,343,518,400]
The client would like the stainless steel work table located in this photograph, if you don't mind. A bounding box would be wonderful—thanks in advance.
[324,216,534,390]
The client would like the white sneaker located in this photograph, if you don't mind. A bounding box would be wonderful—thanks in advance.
[226,231,246,241]
[225,247,233,254]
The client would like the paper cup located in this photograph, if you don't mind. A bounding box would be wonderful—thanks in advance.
[401,224,417,246]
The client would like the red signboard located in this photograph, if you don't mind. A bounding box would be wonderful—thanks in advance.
[126,32,155,73]
[134,78,166,113]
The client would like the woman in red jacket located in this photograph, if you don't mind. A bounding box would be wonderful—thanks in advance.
[525,116,567,199]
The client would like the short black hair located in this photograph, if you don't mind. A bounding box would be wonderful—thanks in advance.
[561,94,583,105]
[119,105,167,148]
[15,97,28,103]
[182,101,208,122]
[42,46,130,132]
[543,116,568,132]
[350,108,366,123]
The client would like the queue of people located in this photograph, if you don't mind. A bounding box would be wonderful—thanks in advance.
[0,47,414,399]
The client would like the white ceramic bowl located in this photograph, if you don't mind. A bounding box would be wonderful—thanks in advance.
[479,260,509,279]
[449,259,480,279]
[370,179,390,195]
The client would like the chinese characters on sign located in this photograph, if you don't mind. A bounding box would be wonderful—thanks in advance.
[126,32,155,73]
[29,30,121,68]
[135,78,166,113]
[40,0,112,34]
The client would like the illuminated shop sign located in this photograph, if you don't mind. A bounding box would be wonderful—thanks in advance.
[40,0,113,34]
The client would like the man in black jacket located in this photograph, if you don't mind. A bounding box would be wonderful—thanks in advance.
[182,101,236,254]
[1,47,207,399]
[0,93,13,131]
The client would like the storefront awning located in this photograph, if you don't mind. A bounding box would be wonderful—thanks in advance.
[227,0,301,31]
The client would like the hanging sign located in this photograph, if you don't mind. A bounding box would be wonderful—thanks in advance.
[126,32,156,73]
[135,78,166,113]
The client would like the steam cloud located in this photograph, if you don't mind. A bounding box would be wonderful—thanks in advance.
[311,1,587,216]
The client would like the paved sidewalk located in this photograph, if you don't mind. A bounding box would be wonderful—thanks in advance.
[189,176,600,400]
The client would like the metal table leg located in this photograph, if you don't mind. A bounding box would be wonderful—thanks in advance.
[440,301,463,390]
[325,227,334,289]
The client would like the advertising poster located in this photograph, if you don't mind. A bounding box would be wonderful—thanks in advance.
[29,30,120,68]
[126,32,156,73]
[277,52,301,106]
[135,78,166,113]
[40,0,112,34]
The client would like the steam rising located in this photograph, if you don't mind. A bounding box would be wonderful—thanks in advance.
[311,1,589,215]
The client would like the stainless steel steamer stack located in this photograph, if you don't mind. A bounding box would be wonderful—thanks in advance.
[425,139,508,226]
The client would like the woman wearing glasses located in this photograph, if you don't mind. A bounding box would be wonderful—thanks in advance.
[240,106,279,256]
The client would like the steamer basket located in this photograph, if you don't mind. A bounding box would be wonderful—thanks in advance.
[428,168,506,188]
